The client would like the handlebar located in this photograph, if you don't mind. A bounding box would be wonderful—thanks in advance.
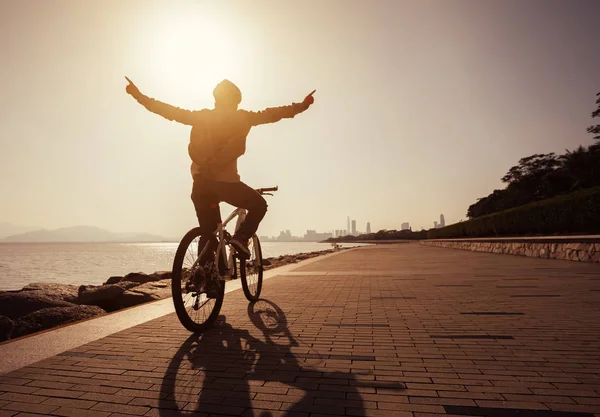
[256,186,278,195]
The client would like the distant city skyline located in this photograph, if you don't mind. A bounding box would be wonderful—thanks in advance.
[1,211,444,241]
[261,211,441,242]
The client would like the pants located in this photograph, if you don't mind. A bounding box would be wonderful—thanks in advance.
[191,177,267,263]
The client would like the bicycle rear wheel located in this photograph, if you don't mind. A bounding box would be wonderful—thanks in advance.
[240,235,263,301]
[172,227,225,333]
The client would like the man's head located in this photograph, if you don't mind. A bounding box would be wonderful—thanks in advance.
[213,79,242,109]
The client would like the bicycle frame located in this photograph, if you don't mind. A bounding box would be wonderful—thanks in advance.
[217,206,248,280]
[190,186,276,283]
[194,206,247,281]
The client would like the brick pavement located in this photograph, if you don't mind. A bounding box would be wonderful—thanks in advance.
[1,243,600,417]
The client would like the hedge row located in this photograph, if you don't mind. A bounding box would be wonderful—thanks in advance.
[427,186,600,239]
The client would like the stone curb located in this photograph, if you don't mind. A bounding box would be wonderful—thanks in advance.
[420,238,600,262]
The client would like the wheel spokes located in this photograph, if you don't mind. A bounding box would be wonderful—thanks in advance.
[246,238,260,295]
[179,235,218,325]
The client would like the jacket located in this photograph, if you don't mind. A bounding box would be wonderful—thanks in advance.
[135,94,309,182]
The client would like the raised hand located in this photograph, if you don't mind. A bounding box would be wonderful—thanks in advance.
[303,89,316,106]
[125,76,141,98]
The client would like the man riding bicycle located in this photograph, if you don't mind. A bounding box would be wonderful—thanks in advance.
[125,78,315,260]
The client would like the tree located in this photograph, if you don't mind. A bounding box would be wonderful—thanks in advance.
[467,189,508,219]
[501,153,561,185]
[587,92,600,141]
[537,165,573,196]
[560,146,591,189]
[500,153,564,203]
[467,154,566,219]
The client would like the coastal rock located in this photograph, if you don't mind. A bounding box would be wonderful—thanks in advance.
[11,305,106,339]
[151,271,172,280]
[105,276,123,285]
[121,272,157,285]
[105,271,172,285]
[0,290,74,319]
[77,281,139,312]
[120,279,172,308]
[0,315,14,342]
[20,282,80,303]
[261,250,336,271]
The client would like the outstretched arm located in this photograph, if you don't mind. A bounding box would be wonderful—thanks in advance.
[246,90,316,127]
[125,77,205,126]
[207,91,315,164]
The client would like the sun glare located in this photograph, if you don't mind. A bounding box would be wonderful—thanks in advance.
[135,7,249,104]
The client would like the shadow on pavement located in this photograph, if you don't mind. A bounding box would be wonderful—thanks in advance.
[159,299,406,416]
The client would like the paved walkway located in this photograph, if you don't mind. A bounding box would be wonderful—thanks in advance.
[1,243,600,417]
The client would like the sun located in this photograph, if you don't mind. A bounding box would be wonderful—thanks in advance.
[156,21,237,80]
[134,6,250,105]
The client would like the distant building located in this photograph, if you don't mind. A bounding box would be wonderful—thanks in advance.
[276,230,295,241]
[439,214,445,228]
[304,230,333,242]
[351,220,356,235]
[335,229,347,237]
[401,222,410,231]
[366,222,371,234]
[434,221,438,229]
[347,216,350,236]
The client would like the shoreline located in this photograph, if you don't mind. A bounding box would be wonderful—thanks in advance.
[0,248,347,342]
[325,239,414,244]
[0,241,364,292]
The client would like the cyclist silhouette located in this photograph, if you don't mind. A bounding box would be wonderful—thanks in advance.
[125,77,315,259]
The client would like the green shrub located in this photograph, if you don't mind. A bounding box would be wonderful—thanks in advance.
[428,186,600,239]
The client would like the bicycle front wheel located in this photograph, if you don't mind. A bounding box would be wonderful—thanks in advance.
[240,235,263,301]
[172,227,225,333]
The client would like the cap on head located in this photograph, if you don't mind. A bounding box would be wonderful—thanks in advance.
[213,79,242,105]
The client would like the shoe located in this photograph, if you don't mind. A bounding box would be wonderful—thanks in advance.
[230,237,251,259]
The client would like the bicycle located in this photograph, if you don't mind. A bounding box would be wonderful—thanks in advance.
[171,186,278,333]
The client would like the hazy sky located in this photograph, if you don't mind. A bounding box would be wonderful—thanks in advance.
[1,0,600,238]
